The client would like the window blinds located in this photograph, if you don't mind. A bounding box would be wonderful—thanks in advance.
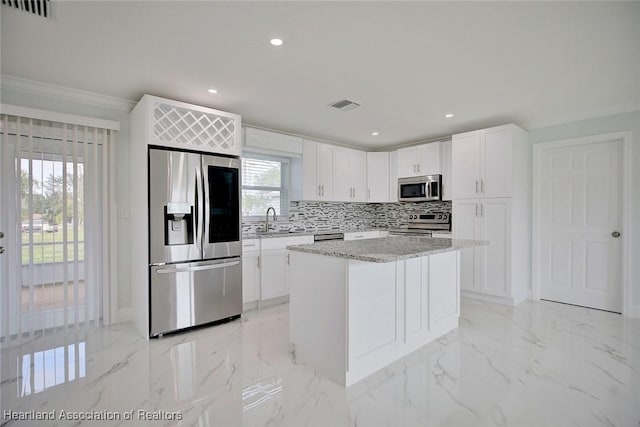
[0,113,115,340]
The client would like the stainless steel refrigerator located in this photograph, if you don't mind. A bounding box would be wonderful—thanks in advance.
[148,147,242,337]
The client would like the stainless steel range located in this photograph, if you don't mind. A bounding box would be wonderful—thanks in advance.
[388,211,451,236]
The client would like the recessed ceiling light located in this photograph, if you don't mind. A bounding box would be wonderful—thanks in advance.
[371,132,379,136]
[270,38,283,46]
[445,113,454,118]
[208,89,218,94]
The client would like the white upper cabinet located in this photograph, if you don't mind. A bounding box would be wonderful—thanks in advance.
[301,140,334,200]
[397,142,442,178]
[138,95,242,156]
[333,147,366,202]
[441,140,452,201]
[244,127,303,155]
[366,152,390,202]
[451,124,527,200]
[301,140,366,202]
[317,144,335,200]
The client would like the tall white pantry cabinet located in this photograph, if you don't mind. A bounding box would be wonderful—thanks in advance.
[451,124,531,306]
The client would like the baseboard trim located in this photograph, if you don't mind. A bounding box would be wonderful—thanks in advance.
[626,305,640,319]
[116,308,133,323]
[461,290,520,306]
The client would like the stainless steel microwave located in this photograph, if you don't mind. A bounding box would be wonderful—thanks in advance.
[398,175,442,202]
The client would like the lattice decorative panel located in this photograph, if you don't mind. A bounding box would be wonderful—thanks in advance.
[153,103,237,153]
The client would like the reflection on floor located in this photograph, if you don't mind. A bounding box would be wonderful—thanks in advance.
[1,299,639,426]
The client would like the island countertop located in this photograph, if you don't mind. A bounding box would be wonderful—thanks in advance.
[287,236,487,263]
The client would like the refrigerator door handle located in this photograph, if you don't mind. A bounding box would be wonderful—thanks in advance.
[156,261,241,274]
[195,165,203,252]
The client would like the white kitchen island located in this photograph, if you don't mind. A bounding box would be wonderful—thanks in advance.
[287,236,485,386]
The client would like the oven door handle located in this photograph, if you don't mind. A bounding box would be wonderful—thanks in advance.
[156,261,240,274]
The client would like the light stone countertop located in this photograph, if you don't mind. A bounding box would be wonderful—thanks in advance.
[287,236,487,263]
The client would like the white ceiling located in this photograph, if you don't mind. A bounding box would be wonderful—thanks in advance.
[1,1,639,149]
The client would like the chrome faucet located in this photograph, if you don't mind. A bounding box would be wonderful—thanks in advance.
[265,207,277,232]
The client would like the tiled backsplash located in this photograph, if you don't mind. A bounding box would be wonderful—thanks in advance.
[242,200,452,234]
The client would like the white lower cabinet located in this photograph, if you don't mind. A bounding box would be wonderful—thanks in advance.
[345,251,459,383]
[242,235,314,308]
[453,198,517,303]
[242,240,260,304]
[260,250,290,300]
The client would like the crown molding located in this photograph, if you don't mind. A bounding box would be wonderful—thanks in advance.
[0,75,136,113]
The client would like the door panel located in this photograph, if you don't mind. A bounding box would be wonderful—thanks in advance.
[260,250,289,300]
[332,148,351,201]
[453,200,479,291]
[149,149,201,264]
[316,144,334,200]
[482,128,512,198]
[481,200,510,297]
[350,150,367,201]
[451,131,481,199]
[540,139,622,312]
[150,257,242,336]
[202,155,241,259]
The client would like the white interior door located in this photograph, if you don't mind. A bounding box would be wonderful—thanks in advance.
[538,138,622,312]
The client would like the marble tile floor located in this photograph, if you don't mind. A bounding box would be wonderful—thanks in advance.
[1,298,639,427]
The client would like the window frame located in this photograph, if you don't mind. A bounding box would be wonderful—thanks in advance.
[241,152,290,221]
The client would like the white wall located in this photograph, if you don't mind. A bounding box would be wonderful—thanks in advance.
[1,77,136,321]
[529,110,640,310]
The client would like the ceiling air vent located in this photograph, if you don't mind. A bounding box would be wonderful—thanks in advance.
[2,0,50,18]
[329,99,360,111]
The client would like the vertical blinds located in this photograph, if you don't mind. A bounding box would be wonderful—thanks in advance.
[0,113,115,340]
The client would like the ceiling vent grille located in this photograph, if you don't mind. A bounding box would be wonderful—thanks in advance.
[2,0,50,18]
[329,99,360,111]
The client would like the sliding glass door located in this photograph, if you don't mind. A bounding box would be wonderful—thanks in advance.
[0,115,113,339]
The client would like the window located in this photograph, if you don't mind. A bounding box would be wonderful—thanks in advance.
[242,153,289,218]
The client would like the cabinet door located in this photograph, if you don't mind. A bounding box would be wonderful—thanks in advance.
[417,142,442,175]
[441,141,452,201]
[367,152,390,202]
[350,150,367,202]
[482,128,512,198]
[316,144,334,200]
[302,140,319,200]
[389,151,398,202]
[451,131,481,199]
[429,251,458,324]
[479,199,510,297]
[452,200,480,291]
[260,250,289,300]
[332,147,351,201]
[242,253,260,303]
[396,147,418,178]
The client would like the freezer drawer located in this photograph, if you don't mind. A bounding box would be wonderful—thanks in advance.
[150,257,242,336]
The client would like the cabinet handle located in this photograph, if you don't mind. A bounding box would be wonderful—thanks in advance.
[322,185,325,196]
[475,180,479,193]
[481,204,484,217]
[417,164,420,172]
[317,185,321,196]
[481,179,484,193]
[475,204,478,217]
[257,256,260,268]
